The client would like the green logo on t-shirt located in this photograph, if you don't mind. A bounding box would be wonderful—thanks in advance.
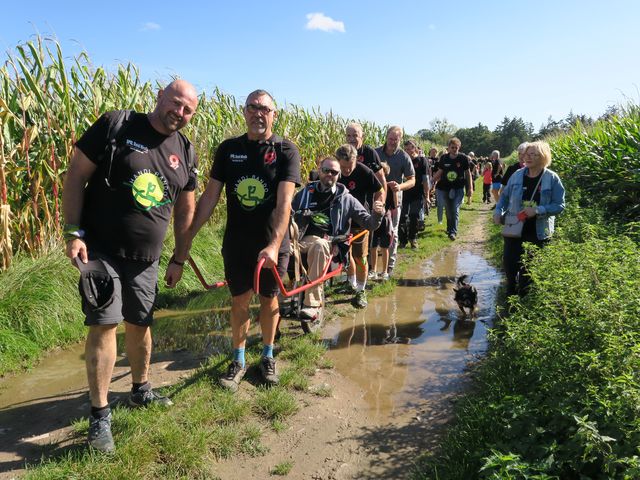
[311,212,330,226]
[234,176,268,210]
[125,171,171,211]
[446,171,458,182]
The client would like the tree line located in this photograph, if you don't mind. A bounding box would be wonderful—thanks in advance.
[415,105,623,157]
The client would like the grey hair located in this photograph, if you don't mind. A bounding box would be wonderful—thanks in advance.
[517,142,529,154]
[245,89,275,106]
[490,150,500,158]
[346,122,363,135]
[335,143,357,162]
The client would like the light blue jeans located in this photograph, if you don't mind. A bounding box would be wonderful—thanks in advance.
[436,188,464,236]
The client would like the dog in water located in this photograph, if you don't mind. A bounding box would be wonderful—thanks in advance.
[453,275,478,317]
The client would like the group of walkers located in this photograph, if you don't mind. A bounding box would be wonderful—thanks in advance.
[61,79,565,454]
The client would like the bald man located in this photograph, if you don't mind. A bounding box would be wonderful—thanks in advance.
[63,79,199,452]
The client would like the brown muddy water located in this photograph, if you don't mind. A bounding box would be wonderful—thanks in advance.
[324,247,500,421]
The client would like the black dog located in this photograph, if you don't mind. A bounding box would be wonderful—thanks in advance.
[453,275,478,317]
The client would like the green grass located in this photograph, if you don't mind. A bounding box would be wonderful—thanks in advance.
[0,249,85,374]
[271,461,294,476]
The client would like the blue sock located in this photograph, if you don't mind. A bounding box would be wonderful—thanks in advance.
[233,348,245,368]
[262,344,274,359]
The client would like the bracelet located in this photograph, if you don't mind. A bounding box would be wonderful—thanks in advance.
[169,254,185,267]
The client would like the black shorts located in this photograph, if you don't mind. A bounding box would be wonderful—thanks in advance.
[223,248,289,298]
[371,216,392,249]
[81,252,158,327]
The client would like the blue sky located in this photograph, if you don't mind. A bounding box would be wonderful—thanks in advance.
[3,0,639,134]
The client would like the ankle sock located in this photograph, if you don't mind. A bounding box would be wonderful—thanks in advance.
[132,382,149,393]
[91,405,110,419]
[356,281,366,292]
[262,344,274,359]
[347,275,356,288]
[233,348,246,368]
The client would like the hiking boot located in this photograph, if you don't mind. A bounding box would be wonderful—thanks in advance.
[335,282,356,294]
[448,233,456,241]
[368,271,378,280]
[410,240,417,249]
[88,411,115,453]
[219,360,247,392]
[351,290,368,309]
[259,356,279,386]
[381,273,390,282]
[128,383,173,408]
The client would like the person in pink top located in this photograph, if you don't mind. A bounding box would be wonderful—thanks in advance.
[482,162,493,204]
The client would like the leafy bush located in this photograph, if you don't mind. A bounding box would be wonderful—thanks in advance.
[416,235,640,479]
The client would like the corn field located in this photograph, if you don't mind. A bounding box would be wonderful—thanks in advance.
[0,36,388,270]
[549,104,640,225]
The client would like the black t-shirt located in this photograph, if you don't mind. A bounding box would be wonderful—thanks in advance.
[76,111,198,261]
[491,159,504,183]
[211,133,301,254]
[435,153,470,191]
[338,162,381,210]
[357,145,383,174]
[521,172,542,239]
[404,155,428,201]
[502,162,524,186]
[304,188,335,238]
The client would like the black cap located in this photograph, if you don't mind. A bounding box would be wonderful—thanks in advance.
[75,257,115,311]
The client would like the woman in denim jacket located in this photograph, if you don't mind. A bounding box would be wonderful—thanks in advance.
[493,141,565,296]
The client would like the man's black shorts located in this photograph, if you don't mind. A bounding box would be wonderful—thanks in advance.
[223,248,289,298]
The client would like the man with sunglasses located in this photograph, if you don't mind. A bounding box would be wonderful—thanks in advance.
[184,89,301,392]
[292,156,385,320]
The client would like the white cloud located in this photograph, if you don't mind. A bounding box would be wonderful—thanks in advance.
[141,22,161,32]
[305,13,345,33]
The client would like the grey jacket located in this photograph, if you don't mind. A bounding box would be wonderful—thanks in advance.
[292,182,383,257]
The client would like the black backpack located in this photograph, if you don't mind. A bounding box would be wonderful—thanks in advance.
[102,109,197,188]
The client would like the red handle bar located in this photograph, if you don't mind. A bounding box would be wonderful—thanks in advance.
[187,257,227,290]
[253,229,368,297]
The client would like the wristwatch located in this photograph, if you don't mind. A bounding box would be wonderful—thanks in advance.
[169,254,185,267]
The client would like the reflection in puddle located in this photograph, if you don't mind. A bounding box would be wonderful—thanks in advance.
[324,249,500,421]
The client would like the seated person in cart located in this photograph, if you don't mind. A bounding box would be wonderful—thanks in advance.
[291,156,385,320]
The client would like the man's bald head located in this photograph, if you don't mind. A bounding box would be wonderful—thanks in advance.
[150,79,198,134]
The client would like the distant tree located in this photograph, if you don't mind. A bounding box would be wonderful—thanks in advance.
[493,116,533,156]
[454,123,495,156]
[598,105,622,122]
[536,116,564,139]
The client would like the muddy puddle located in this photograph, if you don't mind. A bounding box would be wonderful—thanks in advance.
[324,247,501,422]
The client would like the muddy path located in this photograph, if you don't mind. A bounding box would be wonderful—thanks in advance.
[0,207,499,479]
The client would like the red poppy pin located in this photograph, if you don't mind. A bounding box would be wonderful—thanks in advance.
[348,181,356,190]
[264,150,277,165]
[168,154,180,170]
[357,155,364,162]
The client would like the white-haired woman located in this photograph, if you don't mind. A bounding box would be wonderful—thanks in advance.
[493,141,565,296]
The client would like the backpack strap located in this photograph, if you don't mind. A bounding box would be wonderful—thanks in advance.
[104,109,134,188]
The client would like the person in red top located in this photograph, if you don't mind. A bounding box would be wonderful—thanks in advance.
[482,162,493,204]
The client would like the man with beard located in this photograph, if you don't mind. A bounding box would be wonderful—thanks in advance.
[293,156,384,320]
[63,79,199,452]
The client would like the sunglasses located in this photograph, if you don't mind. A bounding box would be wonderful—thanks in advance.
[246,104,275,114]
[321,167,340,176]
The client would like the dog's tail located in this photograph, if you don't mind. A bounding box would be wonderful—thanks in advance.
[456,274,469,287]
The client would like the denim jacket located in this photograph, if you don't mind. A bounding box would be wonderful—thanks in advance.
[495,167,565,240]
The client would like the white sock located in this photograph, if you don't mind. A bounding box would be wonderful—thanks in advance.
[348,275,356,288]
[356,280,366,291]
